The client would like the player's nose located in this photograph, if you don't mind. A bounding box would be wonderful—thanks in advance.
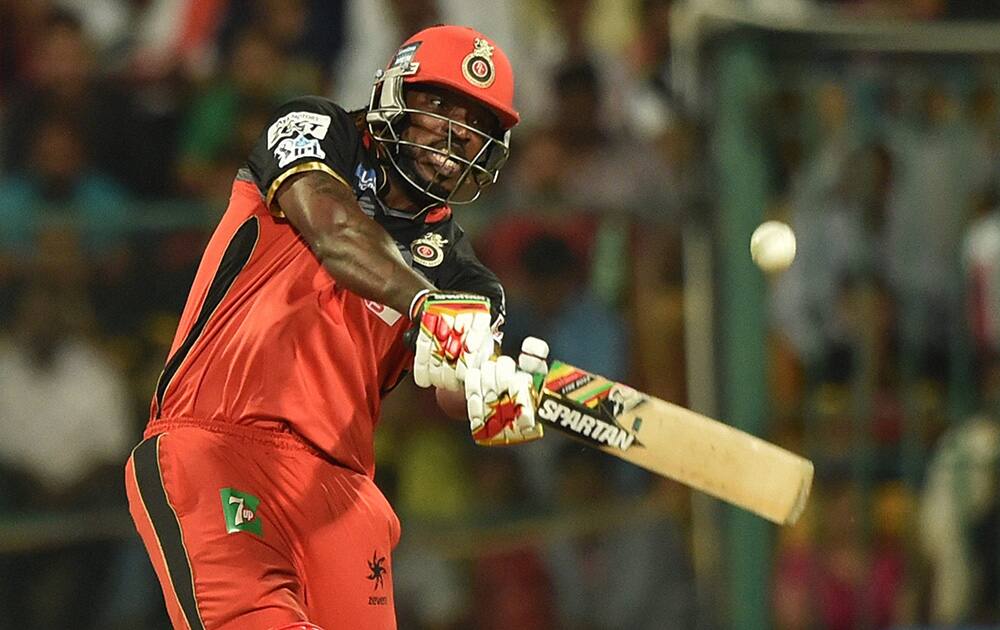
[450,114,473,141]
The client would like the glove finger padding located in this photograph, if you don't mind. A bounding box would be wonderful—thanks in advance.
[411,292,492,391]
[467,355,544,446]
[493,354,516,389]
[519,336,550,366]
[465,366,486,432]
[413,333,434,388]
[518,336,550,385]
[459,326,492,383]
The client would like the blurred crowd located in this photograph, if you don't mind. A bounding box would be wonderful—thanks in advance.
[817,0,1000,20]
[759,37,1000,630]
[1,0,999,629]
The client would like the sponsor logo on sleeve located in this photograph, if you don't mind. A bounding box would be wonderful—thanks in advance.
[267,111,332,167]
[274,134,326,167]
[267,111,331,149]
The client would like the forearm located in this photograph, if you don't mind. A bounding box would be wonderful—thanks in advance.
[276,171,433,315]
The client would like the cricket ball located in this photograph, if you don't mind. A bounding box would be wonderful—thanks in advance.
[750,220,796,273]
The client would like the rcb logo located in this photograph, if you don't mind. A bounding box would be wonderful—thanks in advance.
[411,233,448,267]
[462,38,495,88]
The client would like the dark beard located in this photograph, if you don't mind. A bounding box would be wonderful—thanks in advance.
[396,145,453,202]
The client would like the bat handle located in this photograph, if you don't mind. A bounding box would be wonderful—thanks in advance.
[403,325,418,351]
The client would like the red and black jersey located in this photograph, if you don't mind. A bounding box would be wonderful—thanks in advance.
[147,96,505,477]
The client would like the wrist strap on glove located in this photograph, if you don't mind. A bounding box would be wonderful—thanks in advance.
[408,288,433,321]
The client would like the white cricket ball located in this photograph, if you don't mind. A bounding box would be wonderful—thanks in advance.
[750,220,796,273]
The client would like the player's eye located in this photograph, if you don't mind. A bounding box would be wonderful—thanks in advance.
[470,113,499,137]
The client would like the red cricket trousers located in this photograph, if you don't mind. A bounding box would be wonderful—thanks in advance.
[124,420,400,629]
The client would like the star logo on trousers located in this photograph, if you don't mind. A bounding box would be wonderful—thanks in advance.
[367,550,387,590]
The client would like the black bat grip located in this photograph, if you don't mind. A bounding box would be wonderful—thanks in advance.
[403,325,419,351]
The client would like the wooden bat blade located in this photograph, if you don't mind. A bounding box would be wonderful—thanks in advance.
[537,361,813,525]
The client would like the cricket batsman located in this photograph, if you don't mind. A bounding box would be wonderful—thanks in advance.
[124,25,545,629]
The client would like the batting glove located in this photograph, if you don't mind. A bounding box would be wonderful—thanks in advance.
[465,337,551,446]
[517,336,550,389]
[410,290,493,391]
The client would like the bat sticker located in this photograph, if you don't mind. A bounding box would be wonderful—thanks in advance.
[603,384,645,417]
[538,361,814,525]
[537,394,640,451]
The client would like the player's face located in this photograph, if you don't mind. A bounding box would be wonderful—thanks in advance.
[401,86,499,194]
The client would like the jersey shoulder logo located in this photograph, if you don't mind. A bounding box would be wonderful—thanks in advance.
[267,111,331,149]
[410,233,448,267]
[268,111,332,168]
[274,134,326,167]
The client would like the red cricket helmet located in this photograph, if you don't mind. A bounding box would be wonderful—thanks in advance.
[393,25,519,129]
[366,25,520,207]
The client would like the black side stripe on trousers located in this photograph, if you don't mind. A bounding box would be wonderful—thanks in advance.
[155,216,259,417]
[133,435,206,630]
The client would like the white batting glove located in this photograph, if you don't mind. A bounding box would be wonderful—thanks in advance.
[517,336,550,387]
[466,355,544,446]
[464,337,550,446]
[411,290,493,391]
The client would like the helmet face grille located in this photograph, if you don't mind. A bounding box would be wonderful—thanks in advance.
[365,26,519,208]
[367,71,511,206]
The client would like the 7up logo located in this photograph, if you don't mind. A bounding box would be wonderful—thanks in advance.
[220,488,263,537]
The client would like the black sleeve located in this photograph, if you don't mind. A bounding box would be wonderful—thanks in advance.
[246,96,361,212]
[436,231,507,339]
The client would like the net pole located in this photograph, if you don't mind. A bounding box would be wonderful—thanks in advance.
[713,35,774,630]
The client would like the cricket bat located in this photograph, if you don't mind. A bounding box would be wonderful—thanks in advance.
[534,361,813,525]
